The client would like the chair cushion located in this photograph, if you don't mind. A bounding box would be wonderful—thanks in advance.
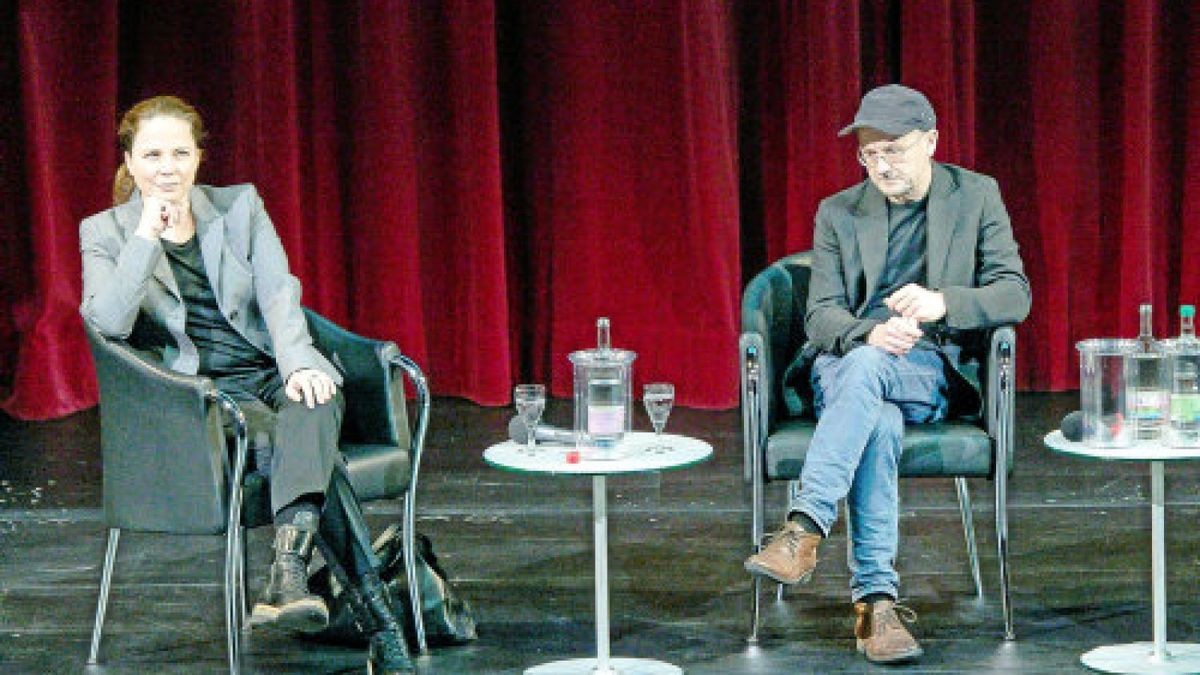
[765,418,993,481]
[342,443,413,503]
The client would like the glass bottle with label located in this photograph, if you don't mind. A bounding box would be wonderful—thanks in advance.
[1167,305,1200,447]
[1127,303,1169,442]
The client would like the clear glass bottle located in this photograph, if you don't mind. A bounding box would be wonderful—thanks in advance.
[1127,303,1169,442]
[597,317,611,351]
[587,318,624,444]
[1168,305,1200,447]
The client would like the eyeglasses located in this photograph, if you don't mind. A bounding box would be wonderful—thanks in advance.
[857,133,925,168]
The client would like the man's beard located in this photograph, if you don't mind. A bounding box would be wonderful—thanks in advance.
[873,171,917,202]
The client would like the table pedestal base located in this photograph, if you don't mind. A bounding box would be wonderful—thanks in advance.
[525,657,683,674]
[1081,642,1200,674]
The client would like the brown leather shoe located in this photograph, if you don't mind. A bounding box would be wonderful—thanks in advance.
[854,599,923,664]
[743,521,820,584]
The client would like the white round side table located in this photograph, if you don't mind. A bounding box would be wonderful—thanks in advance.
[485,431,712,675]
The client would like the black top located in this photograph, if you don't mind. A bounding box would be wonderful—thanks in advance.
[162,236,274,377]
[863,196,929,321]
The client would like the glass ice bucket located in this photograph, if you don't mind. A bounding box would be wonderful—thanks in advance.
[1076,339,1137,447]
[568,346,636,455]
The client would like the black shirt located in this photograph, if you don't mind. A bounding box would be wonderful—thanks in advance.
[162,236,274,378]
[864,196,929,321]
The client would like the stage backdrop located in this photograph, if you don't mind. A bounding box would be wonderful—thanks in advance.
[1,0,1197,420]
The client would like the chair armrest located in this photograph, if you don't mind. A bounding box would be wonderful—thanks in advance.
[386,350,430,507]
[985,326,1017,477]
[84,321,233,534]
[305,309,409,448]
[88,322,214,395]
[740,252,813,432]
[740,253,812,483]
[303,309,430,494]
[740,332,768,484]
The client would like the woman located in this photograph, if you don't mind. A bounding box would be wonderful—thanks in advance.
[80,95,414,674]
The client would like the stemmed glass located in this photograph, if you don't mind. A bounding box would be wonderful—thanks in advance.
[643,383,675,453]
[513,384,546,454]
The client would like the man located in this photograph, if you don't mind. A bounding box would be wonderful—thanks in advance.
[743,84,1030,664]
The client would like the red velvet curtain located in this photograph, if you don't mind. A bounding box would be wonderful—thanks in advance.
[2,1,1199,420]
[745,0,864,261]
[502,1,740,406]
[2,1,118,419]
[969,0,1198,389]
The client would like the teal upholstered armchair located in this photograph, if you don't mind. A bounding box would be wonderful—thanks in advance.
[740,251,1016,642]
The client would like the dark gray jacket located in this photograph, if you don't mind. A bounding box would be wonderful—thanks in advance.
[785,162,1031,417]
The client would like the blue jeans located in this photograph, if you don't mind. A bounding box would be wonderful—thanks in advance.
[789,346,949,602]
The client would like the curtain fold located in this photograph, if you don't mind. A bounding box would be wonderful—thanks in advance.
[2,0,1198,419]
[1025,0,1102,387]
[506,0,741,407]
[752,1,863,262]
[1,1,118,419]
[337,0,513,402]
[900,0,976,167]
[232,0,349,316]
[1183,1,1200,309]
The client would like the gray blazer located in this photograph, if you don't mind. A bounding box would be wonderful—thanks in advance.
[785,163,1031,417]
[80,184,341,386]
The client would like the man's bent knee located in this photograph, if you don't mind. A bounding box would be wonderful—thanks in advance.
[836,346,894,388]
[842,345,891,370]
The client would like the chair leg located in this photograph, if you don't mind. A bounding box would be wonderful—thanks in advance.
[748,575,761,644]
[993,332,1016,640]
[746,441,766,644]
[238,526,249,629]
[224,522,241,674]
[744,340,766,645]
[996,468,1015,640]
[211,388,249,671]
[403,491,428,653]
[87,527,121,665]
[955,477,984,599]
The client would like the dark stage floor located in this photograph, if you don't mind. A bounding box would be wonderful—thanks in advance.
[2,392,1199,674]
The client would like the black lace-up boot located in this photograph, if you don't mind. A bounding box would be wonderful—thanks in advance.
[342,572,415,674]
[250,511,329,632]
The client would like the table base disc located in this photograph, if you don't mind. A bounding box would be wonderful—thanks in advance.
[1081,643,1200,674]
[525,657,683,675]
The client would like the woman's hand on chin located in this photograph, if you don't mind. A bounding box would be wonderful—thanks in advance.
[134,195,173,241]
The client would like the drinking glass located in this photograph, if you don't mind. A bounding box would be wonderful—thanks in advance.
[643,383,675,452]
[513,384,546,453]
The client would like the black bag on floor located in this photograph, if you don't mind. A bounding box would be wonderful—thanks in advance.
[306,523,477,648]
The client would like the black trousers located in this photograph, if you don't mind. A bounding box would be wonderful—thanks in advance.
[218,367,379,579]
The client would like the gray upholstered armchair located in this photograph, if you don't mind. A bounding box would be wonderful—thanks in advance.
[740,251,1016,643]
[84,308,430,674]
